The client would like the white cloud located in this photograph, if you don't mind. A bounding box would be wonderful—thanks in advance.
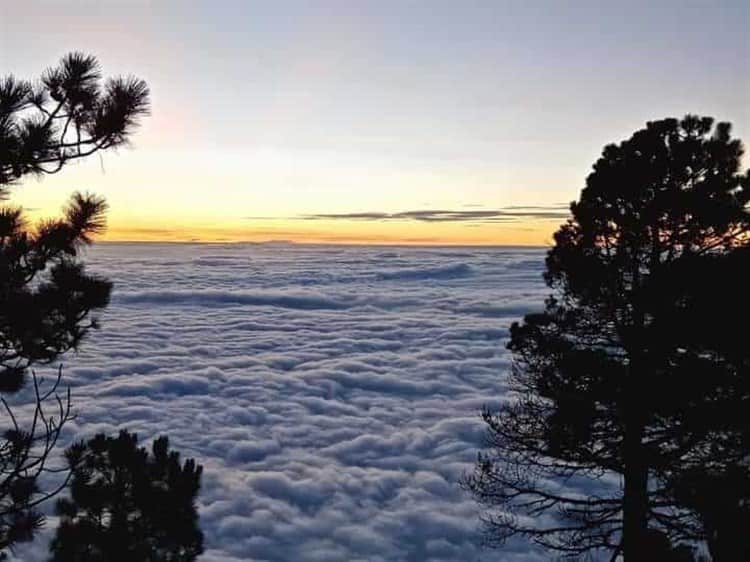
[9,244,551,561]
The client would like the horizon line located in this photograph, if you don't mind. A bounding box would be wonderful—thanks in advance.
[94,239,551,248]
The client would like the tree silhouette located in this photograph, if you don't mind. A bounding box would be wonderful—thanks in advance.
[1,52,149,188]
[465,116,749,560]
[49,431,204,562]
[669,466,749,562]
[0,53,149,553]
[654,246,750,561]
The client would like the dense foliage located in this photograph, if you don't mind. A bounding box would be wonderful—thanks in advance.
[466,116,750,560]
[50,431,203,562]
[0,52,149,553]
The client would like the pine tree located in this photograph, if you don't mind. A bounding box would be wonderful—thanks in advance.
[49,431,204,562]
[465,116,749,560]
[0,53,149,553]
[657,246,750,561]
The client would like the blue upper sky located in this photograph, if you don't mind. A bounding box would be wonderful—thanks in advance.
[1,0,748,243]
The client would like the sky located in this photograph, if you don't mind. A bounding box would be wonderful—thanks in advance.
[1,0,749,244]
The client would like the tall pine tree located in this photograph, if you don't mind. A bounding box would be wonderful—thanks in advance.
[465,116,749,560]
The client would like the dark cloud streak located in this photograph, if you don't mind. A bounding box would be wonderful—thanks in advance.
[292,205,570,223]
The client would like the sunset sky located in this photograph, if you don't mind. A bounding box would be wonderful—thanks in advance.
[1,0,748,244]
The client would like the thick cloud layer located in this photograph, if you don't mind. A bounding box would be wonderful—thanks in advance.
[9,243,551,561]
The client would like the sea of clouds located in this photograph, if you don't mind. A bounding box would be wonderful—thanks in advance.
[9,243,552,561]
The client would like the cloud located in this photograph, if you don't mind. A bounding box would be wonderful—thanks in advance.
[9,244,556,561]
[275,204,571,224]
[376,263,473,281]
[116,290,353,310]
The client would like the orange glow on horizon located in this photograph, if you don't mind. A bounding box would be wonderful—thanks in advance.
[99,218,557,246]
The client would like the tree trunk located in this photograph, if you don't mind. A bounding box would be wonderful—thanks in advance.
[622,411,649,561]
[622,274,650,562]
